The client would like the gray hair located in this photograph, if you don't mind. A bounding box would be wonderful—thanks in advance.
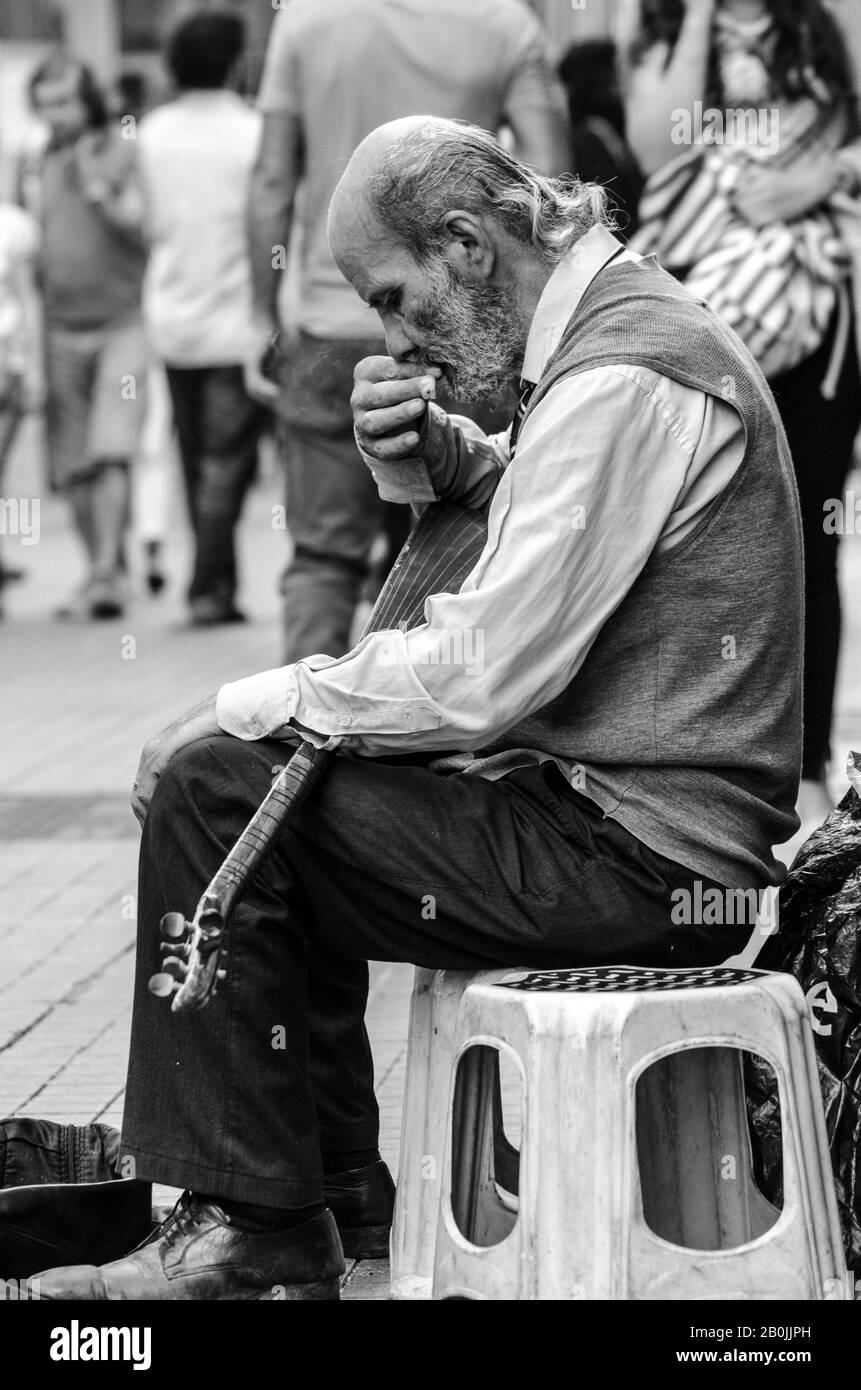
[366,120,611,267]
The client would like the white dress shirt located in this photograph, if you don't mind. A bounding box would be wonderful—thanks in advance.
[217,225,745,760]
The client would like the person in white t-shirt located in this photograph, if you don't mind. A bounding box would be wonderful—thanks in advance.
[138,11,265,627]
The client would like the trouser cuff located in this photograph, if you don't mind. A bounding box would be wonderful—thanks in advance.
[123,1146,325,1209]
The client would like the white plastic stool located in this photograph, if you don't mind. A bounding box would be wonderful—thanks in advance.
[432,965,848,1301]
[389,966,510,1300]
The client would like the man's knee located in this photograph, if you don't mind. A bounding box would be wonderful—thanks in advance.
[148,734,272,826]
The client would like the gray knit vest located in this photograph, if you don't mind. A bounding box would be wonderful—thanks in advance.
[485,255,803,889]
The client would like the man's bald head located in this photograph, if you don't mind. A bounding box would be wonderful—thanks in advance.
[329,114,607,274]
[331,114,446,214]
[328,116,459,271]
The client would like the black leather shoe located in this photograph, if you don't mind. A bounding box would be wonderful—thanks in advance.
[30,1192,345,1301]
[324,1160,395,1259]
[187,600,247,628]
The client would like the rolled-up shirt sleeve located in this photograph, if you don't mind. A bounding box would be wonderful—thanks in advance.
[217,367,710,755]
[356,402,510,509]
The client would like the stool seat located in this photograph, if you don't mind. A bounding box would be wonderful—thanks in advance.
[410,966,848,1300]
[497,964,763,994]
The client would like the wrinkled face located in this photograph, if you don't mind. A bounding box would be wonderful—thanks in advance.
[32,73,89,143]
[392,255,523,402]
[335,221,522,402]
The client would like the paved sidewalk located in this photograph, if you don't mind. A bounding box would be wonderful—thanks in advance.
[2,421,860,1301]
[0,426,406,1297]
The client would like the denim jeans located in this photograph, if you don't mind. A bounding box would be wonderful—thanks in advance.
[0,390,23,591]
[166,365,264,609]
[120,737,746,1207]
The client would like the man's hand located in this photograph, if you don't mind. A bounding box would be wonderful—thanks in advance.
[243,319,282,407]
[620,0,716,175]
[352,357,441,461]
[732,162,842,228]
[132,695,223,826]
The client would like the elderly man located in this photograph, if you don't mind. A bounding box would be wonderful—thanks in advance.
[33,117,802,1300]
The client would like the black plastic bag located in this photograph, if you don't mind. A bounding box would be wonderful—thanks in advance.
[746,752,861,1270]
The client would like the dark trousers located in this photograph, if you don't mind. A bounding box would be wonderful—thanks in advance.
[166,365,264,609]
[769,315,861,779]
[121,737,748,1207]
[276,333,391,662]
[0,392,23,589]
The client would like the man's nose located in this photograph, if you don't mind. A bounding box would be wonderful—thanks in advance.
[383,320,416,363]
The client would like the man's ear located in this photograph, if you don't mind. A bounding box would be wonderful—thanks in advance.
[441,209,496,282]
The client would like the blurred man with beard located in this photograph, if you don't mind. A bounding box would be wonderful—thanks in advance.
[32,118,803,1300]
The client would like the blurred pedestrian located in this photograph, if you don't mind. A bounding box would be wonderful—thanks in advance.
[139,11,265,627]
[110,70,173,600]
[25,55,148,621]
[133,362,176,598]
[0,198,42,604]
[558,39,644,235]
[622,0,861,825]
[246,0,570,663]
[112,72,152,128]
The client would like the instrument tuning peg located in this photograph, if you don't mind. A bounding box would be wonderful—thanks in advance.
[160,912,188,940]
[160,940,190,960]
[161,955,189,982]
[148,971,179,998]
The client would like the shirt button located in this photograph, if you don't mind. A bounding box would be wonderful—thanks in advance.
[337,714,353,727]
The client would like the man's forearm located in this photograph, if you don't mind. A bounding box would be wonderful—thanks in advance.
[248,167,296,327]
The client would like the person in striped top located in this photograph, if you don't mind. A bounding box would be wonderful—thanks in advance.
[621,0,861,829]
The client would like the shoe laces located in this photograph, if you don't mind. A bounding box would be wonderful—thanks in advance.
[136,1190,210,1252]
[164,1191,215,1248]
